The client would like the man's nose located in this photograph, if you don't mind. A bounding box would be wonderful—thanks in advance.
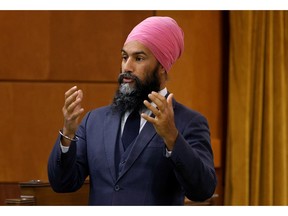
[122,58,134,73]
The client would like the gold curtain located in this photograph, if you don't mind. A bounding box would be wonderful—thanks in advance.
[225,11,288,205]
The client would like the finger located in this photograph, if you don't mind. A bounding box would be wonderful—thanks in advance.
[148,92,166,111]
[143,100,161,116]
[69,107,85,121]
[67,95,83,113]
[167,93,174,109]
[64,90,82,110]
[65,86,78,100]
[151,91,166,100]
[70,89,84,112]
[63,97,84,120]
[76,89,83,100]
[141,112,157,124]
[64,92,78,110]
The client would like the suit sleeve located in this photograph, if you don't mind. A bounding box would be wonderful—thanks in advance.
[169,113,217,201]
[47,113,90,193]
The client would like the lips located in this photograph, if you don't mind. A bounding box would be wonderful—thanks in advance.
[123,77,134,83]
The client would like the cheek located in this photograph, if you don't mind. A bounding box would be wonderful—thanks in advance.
[133,70,146,82]
[136,65,153,79]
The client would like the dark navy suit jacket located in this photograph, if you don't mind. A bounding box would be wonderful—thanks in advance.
[48,98,216,205]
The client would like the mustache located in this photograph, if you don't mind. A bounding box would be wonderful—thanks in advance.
[118,72,138,84]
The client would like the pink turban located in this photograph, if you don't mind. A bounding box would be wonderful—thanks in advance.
[124,16,184,72]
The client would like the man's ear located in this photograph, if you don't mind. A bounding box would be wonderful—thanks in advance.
[158,64,168,82]
[159,64,166,74]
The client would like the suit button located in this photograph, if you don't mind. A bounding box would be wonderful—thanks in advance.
[121,160,126,164]
[114,185,120,191]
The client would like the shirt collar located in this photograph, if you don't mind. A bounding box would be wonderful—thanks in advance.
[159,87,168,97]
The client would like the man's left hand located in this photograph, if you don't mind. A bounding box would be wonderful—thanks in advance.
[142,91,178,150]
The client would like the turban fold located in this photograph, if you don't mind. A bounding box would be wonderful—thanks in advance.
[124,16,184,72]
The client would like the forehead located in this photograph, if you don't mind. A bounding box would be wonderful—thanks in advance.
[122,41,154,57]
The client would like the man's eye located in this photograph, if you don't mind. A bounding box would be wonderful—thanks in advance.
[122,56,128,61]
[136,57,144,61]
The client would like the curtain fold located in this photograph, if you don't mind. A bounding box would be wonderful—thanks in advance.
[225,11,288,205]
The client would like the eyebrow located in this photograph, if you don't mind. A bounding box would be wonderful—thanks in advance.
[121,49,148,56]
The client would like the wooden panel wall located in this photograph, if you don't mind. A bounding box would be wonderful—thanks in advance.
[0,11,154,182]
[0,11,226,204]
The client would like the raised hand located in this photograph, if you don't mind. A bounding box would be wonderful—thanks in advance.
[61,86,84,146]
[141,91,178,150]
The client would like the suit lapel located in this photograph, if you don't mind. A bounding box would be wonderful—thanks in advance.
[103,108,121,182]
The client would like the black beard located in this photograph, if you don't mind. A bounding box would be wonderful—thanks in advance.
[111,66,161,114]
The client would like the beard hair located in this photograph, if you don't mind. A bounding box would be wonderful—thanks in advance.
[111,65,161,114]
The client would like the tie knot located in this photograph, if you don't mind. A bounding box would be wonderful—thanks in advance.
[128,110,140,121]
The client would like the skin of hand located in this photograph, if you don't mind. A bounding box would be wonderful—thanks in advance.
[141,91,179,150]
[61,86,85,146]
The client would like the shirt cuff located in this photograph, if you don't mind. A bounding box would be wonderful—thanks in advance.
[165,148,172,158]
[60,141,70,153]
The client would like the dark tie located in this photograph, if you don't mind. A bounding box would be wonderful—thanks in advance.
[122,110,140,150]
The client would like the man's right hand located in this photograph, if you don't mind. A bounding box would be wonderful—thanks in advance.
[61,86,84,146]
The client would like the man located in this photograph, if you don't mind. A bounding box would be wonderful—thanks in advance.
[48,16,216,205]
